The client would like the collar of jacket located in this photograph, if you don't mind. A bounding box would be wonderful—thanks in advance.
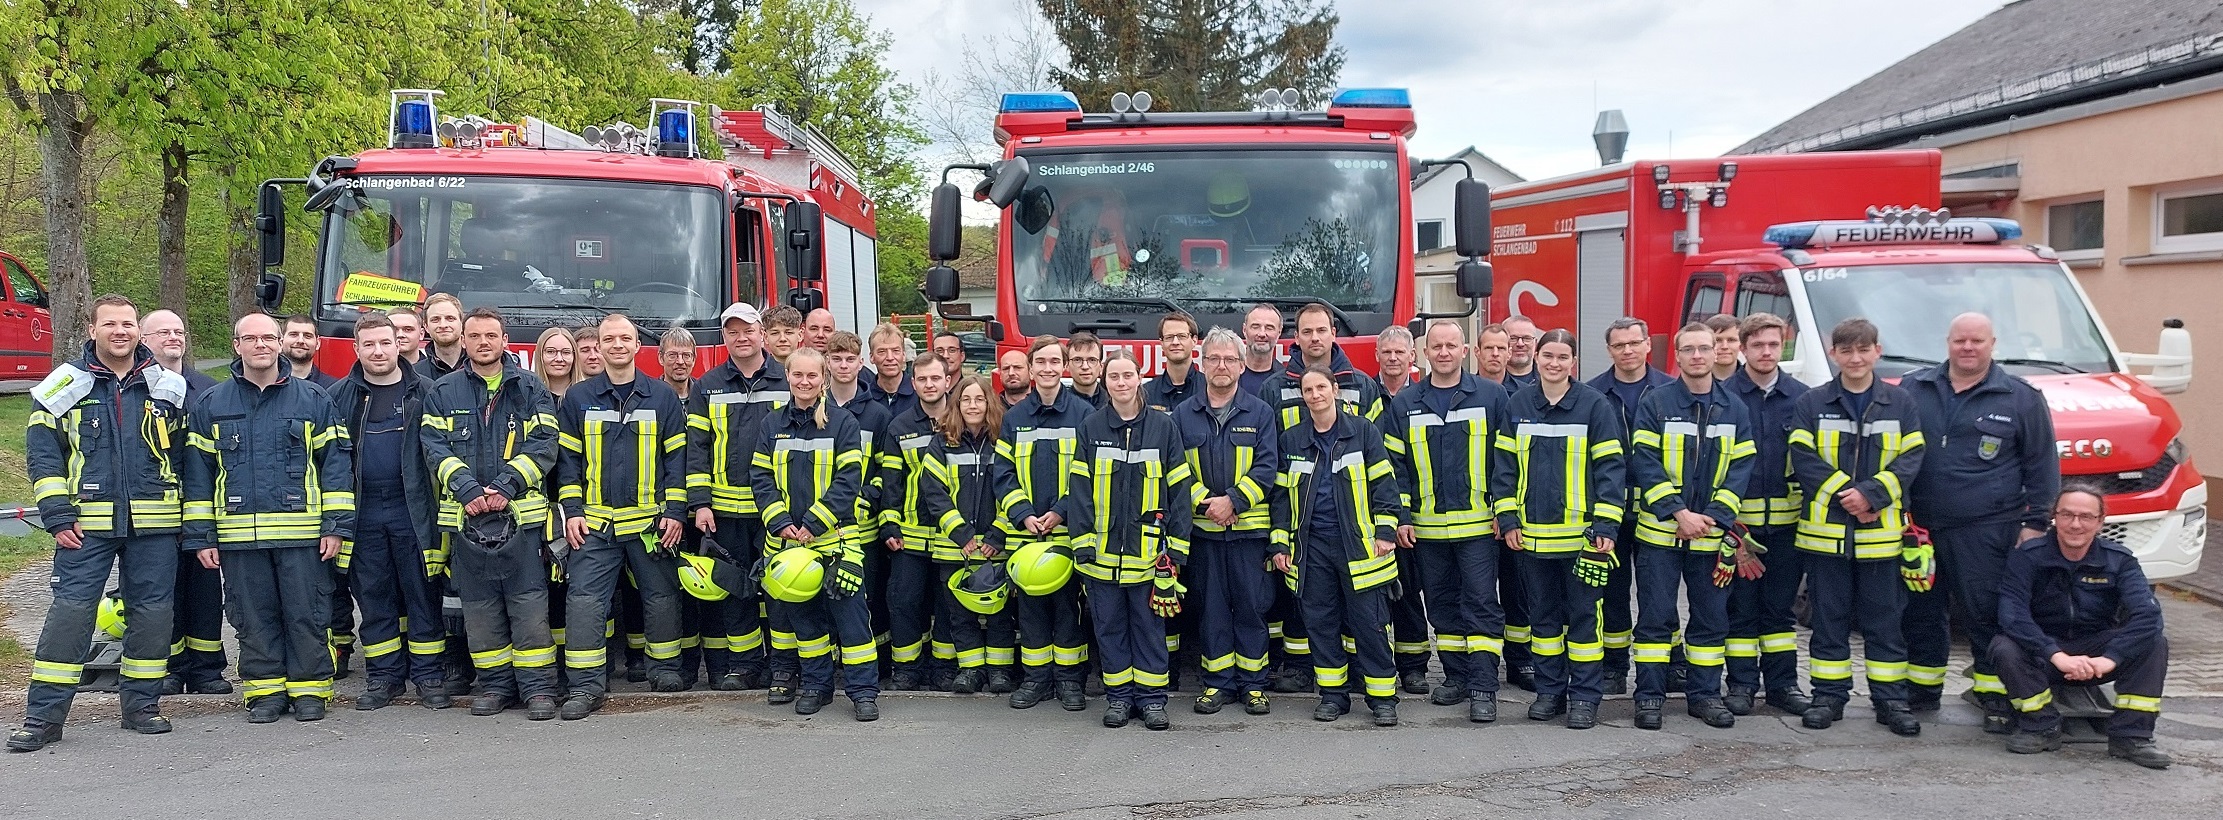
[1727,367,1789,398]
[1280,343,1360,379]
[1586,366,1674,394]
[1100,404,1149,430]
[1023,387,1082,416]
[1289,409,1357,448]
[868,370,914,400]
[1655,377,1734,412]
[1815,378,1899,411]
[343,358,423,392]
[76,340,157,385]
[1414,372,1484,398]
[1902,362,2014,397]
[719,354,785,383]
[228,356,295,391]
[2019,530,2133,565]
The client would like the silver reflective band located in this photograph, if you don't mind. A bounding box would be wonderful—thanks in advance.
[775,438,835,452]
[584,409,656,424]
[1016,428,1076,445]
[1331,451,1366,474]
[1099,447,1162,464]
[946,452,981,466]
[1517,423,1590,438]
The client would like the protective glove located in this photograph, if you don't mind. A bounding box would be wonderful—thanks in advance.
[1712,524,1746,588]
[1149,553,1184,618]
[1901,539,1936,593]
[1575,543,1617,588]
[828,558,866,600]
[422,541,450,579]
[334,540,355,575]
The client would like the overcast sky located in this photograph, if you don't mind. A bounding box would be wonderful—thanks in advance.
[853,0,2005,181]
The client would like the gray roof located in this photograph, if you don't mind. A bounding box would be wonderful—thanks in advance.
[1736,0,2223,154]
[1414,146,1525,188]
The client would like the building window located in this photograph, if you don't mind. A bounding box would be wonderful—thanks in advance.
[2045,198,2104,253]
[2156,186,2223,252]
[1416,219,1444,252]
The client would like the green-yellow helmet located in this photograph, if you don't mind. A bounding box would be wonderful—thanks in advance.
[761,546,826,603]
[947,560,1011,615]
[97,594,126,640]
[678,552,743,601]
[1207,171,1250,218]
[1006,541,1074,597]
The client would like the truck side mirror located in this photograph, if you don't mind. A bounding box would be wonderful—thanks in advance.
[255,272,287,312]
[983,156,1031,208]
[983,322,1004,343]
[782,201,824,282]
[786,285,825,316]
[1456,259,1493,299]
[924,264,960,303]
[257,184,287,268]
[928,183,962,261]
[1454,178,1492,258]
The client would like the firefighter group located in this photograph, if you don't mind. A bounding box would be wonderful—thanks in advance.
[9,293,2173,770]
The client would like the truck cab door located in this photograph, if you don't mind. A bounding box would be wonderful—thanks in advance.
[1725,267,1798,363]
[0,254,51,378]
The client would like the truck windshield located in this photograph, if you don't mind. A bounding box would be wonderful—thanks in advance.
[317,176,726,327]
[1801,262,2115,377]
[1007,148,1401,337]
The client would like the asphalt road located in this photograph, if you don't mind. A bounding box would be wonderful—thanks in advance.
[3,690,2218,819]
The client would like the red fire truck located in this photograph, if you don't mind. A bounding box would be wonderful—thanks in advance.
[1488,149,2204,578]
[253,89,880,377]
[919,88,1492,374]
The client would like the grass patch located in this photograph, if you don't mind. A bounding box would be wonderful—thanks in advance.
[0,531,49,681]
[0,393,30,505]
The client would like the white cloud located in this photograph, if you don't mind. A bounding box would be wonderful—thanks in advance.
[852,0,2005,180]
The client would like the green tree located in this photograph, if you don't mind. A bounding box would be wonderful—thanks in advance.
[1038,0,1344,112]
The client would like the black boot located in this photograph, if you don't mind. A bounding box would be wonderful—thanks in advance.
[1634,699,1664,731]
[1008,680,1051,709]
[293,696,327,722]
[1723,685,1757,716]
[1141,702,1170,731]
[1468,697,1497,723]
[1057,680,1087,711]
[1565,700,1598,730]
[2108,737,2172,770]
[6,722,62,752]
[355,681,402,711]
[985,667,1018,694]
[1103,701,1133,728]
[1874,700,1921,736]
[1527,694,1566,721]
[950,668,985,694]
[1688,698,1737,728]
[1802,696,1845,730]
[246,696,289,724]
[767,670,798,704]
[1766,688,1813,715]
[416,681,453,710]
[2005,729,2062,754]
[1429,681,1470,706]
[1371,700,1399,727]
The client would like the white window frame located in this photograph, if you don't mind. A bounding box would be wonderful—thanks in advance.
[2153,183,2223,254]
[1415,218,1445,252]
[2044,196,2105,261]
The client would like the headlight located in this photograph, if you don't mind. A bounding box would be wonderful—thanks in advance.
[2166,437,2189,464]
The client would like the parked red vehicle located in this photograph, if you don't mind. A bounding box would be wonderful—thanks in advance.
[0,250,54,379]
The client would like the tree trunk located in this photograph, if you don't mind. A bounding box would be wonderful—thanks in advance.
[225,182,260,321]
[158,140,191,319]
[35,91,90,364]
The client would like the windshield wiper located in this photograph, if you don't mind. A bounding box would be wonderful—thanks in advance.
[499,301,617,316]
[1184,296,1357,336]
[1994,357,2085,374]
[1026,296,1188,315]
[1878,353,1941,368]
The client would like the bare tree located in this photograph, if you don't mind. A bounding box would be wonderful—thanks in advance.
[917,0,1065,167]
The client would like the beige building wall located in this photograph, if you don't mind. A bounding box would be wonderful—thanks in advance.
[1923,84,2223,484]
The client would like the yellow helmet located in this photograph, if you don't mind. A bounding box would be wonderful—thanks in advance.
[947,560,1011,615]
[761,547,826,603]
[97,594,126,640]
[1207,171,1250,218]
[1006,541,1074,597]
[678,552,743,601]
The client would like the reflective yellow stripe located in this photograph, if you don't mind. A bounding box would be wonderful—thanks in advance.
[31,660,83,684]
[2114,694,2160,712]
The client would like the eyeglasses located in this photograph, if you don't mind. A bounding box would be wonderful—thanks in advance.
[145,329,186,338]
[2052,512,2102,524]
[1162,332,1193,341]
[1508,335,1537,344]
[1675,345,1711,355]
[233,334,280,346]
[1202,355,1242,366]
[1608,341,1647,352]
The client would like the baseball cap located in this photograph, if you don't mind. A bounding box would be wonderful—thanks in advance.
[719,303,762,325]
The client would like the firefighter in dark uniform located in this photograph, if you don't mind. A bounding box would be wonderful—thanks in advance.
[1584,317,1673,696]
[1723,313,1813,717]
[1628,323,1754,730]
[10,295,187,751]
[1144,312,1203,413]
[182,312,355,724]
[141,309,231,697]
[326,311,448,709]
[1787,318,1925,736]
[1274,364,1405,726]
[554,314,690,719]
[994,336,1095,712]
[751,347,881,720]
[1070,351,1194,730]
[1259,305,1384,693]
[825,332,898,686]
[1494,329,1625,730]
[686,302,785,692]
[1175,327,1280,716]
[877,352,959,690]
[421,308,562,719]
[919,375,1018,692]
[1382,320,1512,722]
[1993,485,2171,769]
[1902,312,2058,730]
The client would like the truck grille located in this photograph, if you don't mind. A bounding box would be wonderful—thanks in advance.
[2072,451,2178,497]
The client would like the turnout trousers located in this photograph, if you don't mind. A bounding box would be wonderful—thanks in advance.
[1415,536,1504,697]
[27,534,177,725]
[885,549,938,673]
[1299,547,1396,710]
[1389,554,1431,675]
[1904,520,2021,703]
[225,546,337,702]
[1519,552,1604,705]
[1805,555,1910,705]
[561,527,682,696]
[169,553,226,686]
[351,501,444,688]
[1085,578,1168,707]
[1725,526,1804,695]
[1499,538,1531,674]
[704,516,769,679]
[453,526,558,700]
[1992,631,2167,739]
[1191,536,1273,693]
[1011,536,1087,686]
[1634,546,1729,702]
[776,588,880,702]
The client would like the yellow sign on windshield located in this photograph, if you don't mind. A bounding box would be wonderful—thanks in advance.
[338,271,427,307]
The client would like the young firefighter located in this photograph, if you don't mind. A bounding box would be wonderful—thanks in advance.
[1628,323,1755,731]
[420,308,562,720]
[11,295,187,751]
[687,303,786,693]
[751,347,881,720]
[554,313,690,720]
[1584,317,1673,696]
[1787,317,1926,736]
[183,312,355,724]
[142,308,233,699]
[1275,366,1405,726]
[761,304,804,368]
[1723,313,1814,717]
[1175,327,1281,716]
[878,352,959,690]
[325,311,448,709]
[1069,352,1194,729]
[921,376,1018,693]
[825,332,897,684]
[1493,329,1624,730]
[1382,320,1512,723]
[994,336,1095,712]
